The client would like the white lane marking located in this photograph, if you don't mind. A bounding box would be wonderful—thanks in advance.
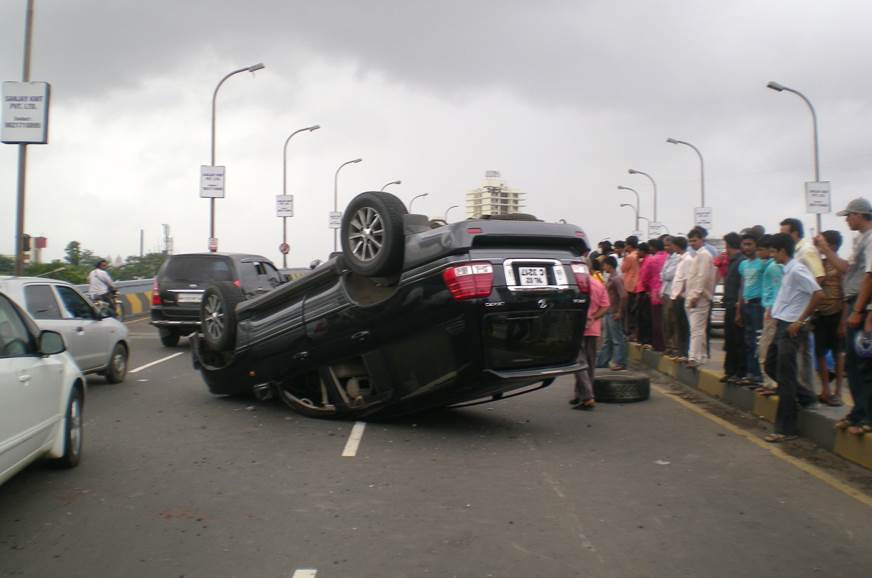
[292,570,317,578]
[341,422,367,457]
[129,352,184,374]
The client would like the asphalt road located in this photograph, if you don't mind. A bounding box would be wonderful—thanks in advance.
[1,318,870,578]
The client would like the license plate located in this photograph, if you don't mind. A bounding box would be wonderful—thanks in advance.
[519,266,548,287]
[177,293,203,303]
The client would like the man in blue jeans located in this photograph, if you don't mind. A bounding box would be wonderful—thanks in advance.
[736,233,766,386]
[597,257,628,370]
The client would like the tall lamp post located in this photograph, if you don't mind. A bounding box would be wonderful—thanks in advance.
[767,81,823,232]
[281,124,320,267]
[666,138,705,208]
[408,193,428,212]
[208,62,265,252]
[619,203,639,233]
[444,204,459,222]
[617,185,640,232]
[628,169,658,223]
[381,180,401,191]
[334,158,363,252]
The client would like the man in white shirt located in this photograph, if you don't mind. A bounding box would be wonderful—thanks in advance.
[88,259,117,308]
[668,236,693,359]
[684,230,716,367]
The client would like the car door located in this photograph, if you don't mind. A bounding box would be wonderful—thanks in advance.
[22,282,72,356]
[54,285,108,372]
[0,295,62,475]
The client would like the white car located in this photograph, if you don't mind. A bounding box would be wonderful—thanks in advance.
[0,277,129,382]
[0,290,85,485]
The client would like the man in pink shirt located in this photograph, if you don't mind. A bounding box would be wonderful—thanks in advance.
[571,276,610,410]
[640,237,668,352]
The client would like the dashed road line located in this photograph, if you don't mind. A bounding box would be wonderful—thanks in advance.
[129,352,184,374]
[292,569,317,577]
[652,383,872,508]
[342,422,367,457]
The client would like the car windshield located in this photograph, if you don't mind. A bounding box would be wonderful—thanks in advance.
[163,257,234,283]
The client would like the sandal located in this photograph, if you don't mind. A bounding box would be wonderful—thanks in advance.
[828,395,844,407]
[818,394,841,407]
[764,433,797,443]
[847,424,871,435]
[834,418,853,431]
[757,388,778,397]
[573,400,596,411]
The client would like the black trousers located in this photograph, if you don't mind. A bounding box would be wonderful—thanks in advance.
[723,300,746,378]
[636,292,652,345]
[764,321,816,435]
[673,297,689,357]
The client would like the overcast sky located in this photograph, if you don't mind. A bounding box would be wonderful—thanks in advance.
[2,0,871,265]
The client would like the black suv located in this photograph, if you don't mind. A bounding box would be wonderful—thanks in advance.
[151,253,284,346]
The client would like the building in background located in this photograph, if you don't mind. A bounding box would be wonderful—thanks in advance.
[465,170,525,218]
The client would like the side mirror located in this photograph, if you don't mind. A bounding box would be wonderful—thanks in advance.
[39,330,66,356]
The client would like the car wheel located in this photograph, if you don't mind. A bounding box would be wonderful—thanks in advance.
[341,191,407,277]
[54,388,83,468]
[105,343,128,383]
[159,330,180,347]
[593,370,650,403]
[201,281,243,352]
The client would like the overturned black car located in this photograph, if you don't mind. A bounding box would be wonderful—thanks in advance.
[192,191,591,419]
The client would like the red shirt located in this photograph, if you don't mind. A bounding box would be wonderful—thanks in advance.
[585,278,610,337]
[640,251,668,304]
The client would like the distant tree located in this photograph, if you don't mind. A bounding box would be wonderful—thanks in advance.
[0,254,14,274]
[115,252,168,280]
[65,241,82,265]
[24,260,88,284]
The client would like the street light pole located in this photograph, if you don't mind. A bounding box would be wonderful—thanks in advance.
[444,204,459,222]
[666,138,705,208]
[767,81,822,232]
[628,169,658,223]
[208,62,265,251]
[617,186,640,232]
[619,203,639,233]
[380,180,401,191]
[13,0,35,275]
[281,124,320,267]
[334,158,363,252]
[408,193,429,213]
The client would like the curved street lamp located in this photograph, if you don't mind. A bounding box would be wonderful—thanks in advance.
[334,158,363,251]
[617,185,640,231]
[208,62,265,251]
[628,168,658,223]
[619,203,638,233]
[380,180,401,191]
[444,204,459,222]
[279,124,320,267]
[767,80,822,231]
[408,193,429,212]
[666,138,705,208]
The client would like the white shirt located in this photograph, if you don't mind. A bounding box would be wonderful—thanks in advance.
[669,252,694,300]
[686,248,716,301]
[771,259,821,323]
[88,268,114,297]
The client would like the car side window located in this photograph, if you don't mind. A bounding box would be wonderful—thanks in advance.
[0,295,36,357]
[238,262,261,292]
[262,262,284,287]
[56,286,96,320]
[24,284,63,320]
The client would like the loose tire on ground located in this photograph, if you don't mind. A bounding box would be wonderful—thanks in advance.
[341,191,407,277]
[200,281,244,352]
[593,369,650,403]
[105,342,128,383]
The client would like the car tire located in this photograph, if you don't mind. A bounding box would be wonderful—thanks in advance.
[593,370,650,403]
[159,330,180,347]
[201,281,243,352]
[341,191,407,277]
[105,343,128,383]
[54,387,83,468]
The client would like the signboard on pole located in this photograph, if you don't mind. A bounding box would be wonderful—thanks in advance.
[208,237,218,252]
[1,81,50,144]
[805,181,831,214]
[199,166,225,198]
[694,207,713,230]
[648,222,666,237]
[328,211,342,230]
[279,242,290,255]
[276,194,294,217]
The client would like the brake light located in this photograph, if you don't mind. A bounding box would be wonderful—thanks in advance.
[151,278,161,306]
[233,279,241,288]
[571,263,591,294]
[466,227,482,235]
[443,262,494,300]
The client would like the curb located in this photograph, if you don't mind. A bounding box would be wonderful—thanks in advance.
[629,344,872,471]
[116,291,152,321]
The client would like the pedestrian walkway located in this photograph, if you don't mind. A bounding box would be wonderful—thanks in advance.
[630,340,872,471]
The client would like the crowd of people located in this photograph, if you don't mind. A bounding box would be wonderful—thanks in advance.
[572,198,872,444]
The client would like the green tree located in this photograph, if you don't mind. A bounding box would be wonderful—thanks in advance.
[24,260,89,284]
[115,252,168,280]
[65,241,82,265]
[0,254,14,274]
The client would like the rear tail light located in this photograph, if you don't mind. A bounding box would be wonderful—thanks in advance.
[233,279,241,288]
[443,262,494,301]
[151,278,161,306]
[571,263,591,294]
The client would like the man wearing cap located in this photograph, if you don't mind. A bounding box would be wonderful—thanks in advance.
[816,198,872,435]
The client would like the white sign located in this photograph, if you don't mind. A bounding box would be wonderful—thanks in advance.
[200,165,225,198]
[648,222,666,237]
[694,207,713,229]
[2,81,50,144]
[276,194,294,217]
[208,237,218,252]
[805,181,831,214]
[328,211,342,229]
